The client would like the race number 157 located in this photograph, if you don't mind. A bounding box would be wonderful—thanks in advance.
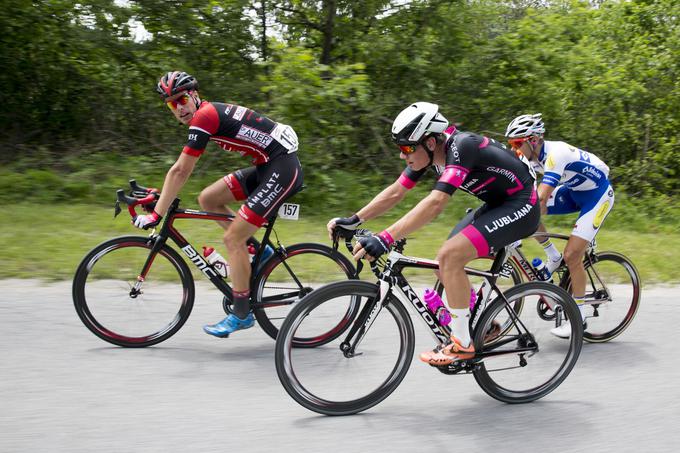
[278,203,300,220]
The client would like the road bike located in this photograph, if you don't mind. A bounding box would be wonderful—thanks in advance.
[72,180,356,347]
[275,230,583,416]
[443,233,640,343]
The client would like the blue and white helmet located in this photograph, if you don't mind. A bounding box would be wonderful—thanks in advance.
[505,113,545,138]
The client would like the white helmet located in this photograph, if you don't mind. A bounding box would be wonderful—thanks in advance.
[505,113,545,138]
[391,102,449,145]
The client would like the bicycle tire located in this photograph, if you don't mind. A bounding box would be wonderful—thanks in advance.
[251,243,358,347]
[559,252,641,343]
[72,236,195,347]
[275,280,415,416]
[472,281,583,403]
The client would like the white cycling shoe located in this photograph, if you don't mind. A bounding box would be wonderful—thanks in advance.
[551,319,587,338]
[546,254,563,274]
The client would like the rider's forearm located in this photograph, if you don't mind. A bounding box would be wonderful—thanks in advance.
[356,182,407,221]
[153,161,195,216]
[384,190,449,240]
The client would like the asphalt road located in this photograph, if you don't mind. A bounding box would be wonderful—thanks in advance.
[2,279,678,453]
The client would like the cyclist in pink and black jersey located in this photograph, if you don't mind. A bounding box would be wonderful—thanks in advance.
[328,102,540,366]
[133,71,303,338]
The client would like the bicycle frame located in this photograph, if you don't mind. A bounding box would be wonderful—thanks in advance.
[131,197,281,304]
[341,246,536,362]
[506,233,610,304]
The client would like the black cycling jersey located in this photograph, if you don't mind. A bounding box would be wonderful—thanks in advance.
[183,101,299,165]
[399,131,536,205]
[397,129,539,256]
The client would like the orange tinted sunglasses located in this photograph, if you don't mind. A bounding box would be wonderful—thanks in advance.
[507,137,529,150]
[166,92,192,110]
[398,143,419,155]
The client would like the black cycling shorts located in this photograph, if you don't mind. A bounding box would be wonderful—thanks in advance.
[223,152,303,227]
[449,187,540,257]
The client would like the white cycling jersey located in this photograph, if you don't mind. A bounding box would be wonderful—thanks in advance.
[532,141,609,191]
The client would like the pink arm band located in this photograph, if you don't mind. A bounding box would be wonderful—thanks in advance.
[378,230,395,246]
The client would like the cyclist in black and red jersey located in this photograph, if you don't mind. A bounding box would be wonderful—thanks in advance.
[134,71,303,338]
[328,102,540,365]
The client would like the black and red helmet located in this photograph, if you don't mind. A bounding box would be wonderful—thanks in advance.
[156,71,199,99]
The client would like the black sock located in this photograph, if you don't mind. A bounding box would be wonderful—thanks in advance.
[232,290,251,319]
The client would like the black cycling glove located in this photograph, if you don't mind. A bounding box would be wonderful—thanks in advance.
[358,230,394,259]
[332,214,363,238]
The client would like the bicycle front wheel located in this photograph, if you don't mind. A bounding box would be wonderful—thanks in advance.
[472,282,583,403]
[275,280,415,416]
[252,243,357,347]
[72,236,195,347]
[560,252,641,343]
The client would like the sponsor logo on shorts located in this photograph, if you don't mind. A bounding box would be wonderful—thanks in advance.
[593,200,611,229]
[247,172,284,209]
[484,203,534,234]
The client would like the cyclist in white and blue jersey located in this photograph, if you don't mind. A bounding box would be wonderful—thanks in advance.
[506,113,615,338]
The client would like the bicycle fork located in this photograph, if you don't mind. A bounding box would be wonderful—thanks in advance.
[339,279,392,358]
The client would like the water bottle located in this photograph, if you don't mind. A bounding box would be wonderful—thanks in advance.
[423,289,452,326]
[203,246,229,278]
[469,287,477,310]
[532,257,552,281]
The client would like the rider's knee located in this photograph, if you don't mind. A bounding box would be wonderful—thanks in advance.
[437,245,467,272]
[222,229,239,249]
[564,248,584,268]
[197,189,212,210]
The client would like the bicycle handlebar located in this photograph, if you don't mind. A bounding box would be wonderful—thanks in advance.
[114,179,160,219]
[332,227,408,278]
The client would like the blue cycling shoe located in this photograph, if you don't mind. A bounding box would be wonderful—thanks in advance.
[203,313,255,338]
[252,244,275,272]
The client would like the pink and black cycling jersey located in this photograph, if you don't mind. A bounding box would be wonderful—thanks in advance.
[399,131,536,204]
[183,101,298,165]
[398,130,540,257]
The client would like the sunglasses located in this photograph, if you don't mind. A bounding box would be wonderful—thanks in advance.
[398,143,420,155]
[508,137,529,150]
[166,92,192,110]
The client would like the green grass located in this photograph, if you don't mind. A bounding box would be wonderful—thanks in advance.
[1,202,679,285]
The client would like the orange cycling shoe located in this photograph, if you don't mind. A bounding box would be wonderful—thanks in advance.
[419,335,475,366]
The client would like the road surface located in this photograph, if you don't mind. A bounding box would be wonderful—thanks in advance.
[1,279,678,452]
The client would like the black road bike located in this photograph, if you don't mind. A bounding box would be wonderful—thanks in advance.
[441,233,640,343]
[275,231,583,416]
[73,180,356,347]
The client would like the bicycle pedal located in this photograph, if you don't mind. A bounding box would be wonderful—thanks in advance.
[433,360,474,375]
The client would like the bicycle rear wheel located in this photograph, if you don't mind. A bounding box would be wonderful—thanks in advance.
[275,280,415,416]
[72,236,194,347]
[472,282,582,403]
[560,252,641,343]
[251,243,357,347]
